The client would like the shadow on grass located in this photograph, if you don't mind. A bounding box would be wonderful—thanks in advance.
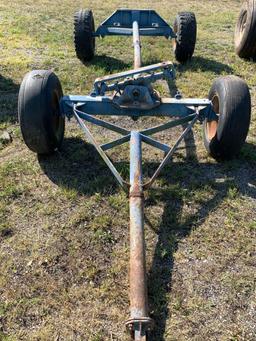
[38,137,119,196]
[147,148,256,340]
[0,74,19,93]
[148,73,254,339]
[87,54,233,76]
[177,55,233,74]
[0,75,19,124]
[145,55,254,338]
[240,142,256,163]
[87,55,131,73]
[143,55,233,75]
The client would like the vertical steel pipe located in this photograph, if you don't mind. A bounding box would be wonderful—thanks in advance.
[128,131,149,340]
[133,21,142,69]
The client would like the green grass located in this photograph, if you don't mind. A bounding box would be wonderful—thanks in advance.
[0,0,256,340]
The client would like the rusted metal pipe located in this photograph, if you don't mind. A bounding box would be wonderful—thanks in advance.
[133,21,142,69]
[127,132,153,340]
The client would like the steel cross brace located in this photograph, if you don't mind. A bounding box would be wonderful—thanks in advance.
[72,105,200,192]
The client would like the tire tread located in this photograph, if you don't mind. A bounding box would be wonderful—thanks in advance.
[174,12,197,63]
[74,9,95,63]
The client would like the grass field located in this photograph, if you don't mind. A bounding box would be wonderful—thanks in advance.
[0,0,256,340]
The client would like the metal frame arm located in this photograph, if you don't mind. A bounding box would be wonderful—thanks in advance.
[93,61,175,96]
[73,107,129,191]
[61,96,213,118]
[144,114,199,189]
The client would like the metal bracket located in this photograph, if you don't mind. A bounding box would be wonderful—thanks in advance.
[125,317,154,334]
[113,85,161,110]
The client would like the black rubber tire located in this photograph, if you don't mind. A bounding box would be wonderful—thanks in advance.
[203,76,251,160]
[18,70,65,155]
[235,0,256,59]
[74,9,95,63]
[173,12,197,63]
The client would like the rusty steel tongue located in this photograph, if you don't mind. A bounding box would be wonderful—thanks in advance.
[126,132,154,340]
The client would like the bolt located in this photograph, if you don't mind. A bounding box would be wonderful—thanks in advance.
[132,88,140,99]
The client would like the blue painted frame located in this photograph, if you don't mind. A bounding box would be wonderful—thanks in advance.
[94,9,175,38]
[64,10,217,335]
[60,61,217,191]
[61,98,215,191]
[62,95,212,118]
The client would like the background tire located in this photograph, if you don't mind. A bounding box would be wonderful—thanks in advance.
[203,76,251,160]
[235,0,256,59]
[74,9,95,63]
[173,12,197,63]
[18,70,65,155]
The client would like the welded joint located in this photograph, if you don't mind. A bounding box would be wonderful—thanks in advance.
[129,190,144,198]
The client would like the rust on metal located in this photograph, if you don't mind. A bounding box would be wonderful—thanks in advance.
[129,132,152,340]
[129,191,145,198]
[133,20,142,69]
[129,196,148,315]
